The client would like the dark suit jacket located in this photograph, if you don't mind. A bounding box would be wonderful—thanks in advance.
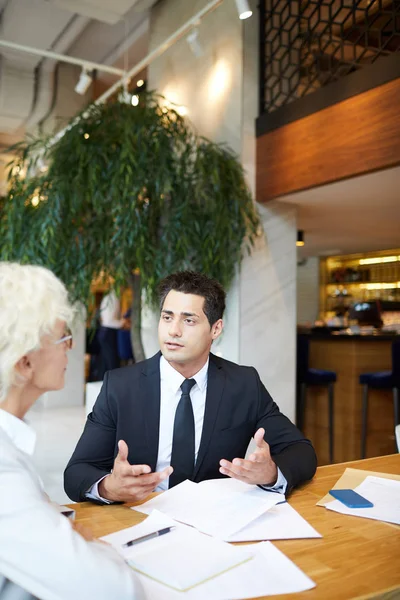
[64,352,317,502]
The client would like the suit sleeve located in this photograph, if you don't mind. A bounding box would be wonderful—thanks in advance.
[64,372,118,502]
[254,370,317,495]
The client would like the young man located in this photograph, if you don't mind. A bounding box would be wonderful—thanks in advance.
[64,271,316,504]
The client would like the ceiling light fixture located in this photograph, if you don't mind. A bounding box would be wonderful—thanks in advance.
[186,28,204,57]
[359,256,399,265]
[119,80,132,104]
[235,0,253,20]
[75,67,93,95]
[296,230,305,247]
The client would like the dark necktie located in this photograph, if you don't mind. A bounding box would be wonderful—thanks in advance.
[169,378,196,488]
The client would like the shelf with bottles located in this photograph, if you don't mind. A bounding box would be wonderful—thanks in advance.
[326,284,400,303]
[327,250,400,285]
[321,249,400,317]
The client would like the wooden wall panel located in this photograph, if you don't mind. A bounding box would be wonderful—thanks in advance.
[256,78,400,202]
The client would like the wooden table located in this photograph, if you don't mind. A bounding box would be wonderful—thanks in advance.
[70,455,400,599]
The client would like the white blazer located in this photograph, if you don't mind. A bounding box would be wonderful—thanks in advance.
[0,410,144,600]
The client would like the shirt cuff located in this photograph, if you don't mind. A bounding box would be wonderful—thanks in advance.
[259,467,287,494]
[85,475,114,504]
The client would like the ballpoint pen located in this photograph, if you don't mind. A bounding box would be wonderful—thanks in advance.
[122,526,175,548]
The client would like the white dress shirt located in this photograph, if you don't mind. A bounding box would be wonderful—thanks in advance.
[0,408,145,600]
[99,290,124,329]
[89,356,287,502]
[155,355,209,491]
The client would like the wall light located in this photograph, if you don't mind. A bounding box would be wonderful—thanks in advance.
[296,230,304,247]
[137,79,144,87]
[131,94,139,106]
[74,67,93,95]
[176,105,188,116]
[208,59,231,101]
[235,0,252,20]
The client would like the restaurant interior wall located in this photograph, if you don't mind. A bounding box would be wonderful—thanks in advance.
[147,0,297,420]
[297,257,320,325]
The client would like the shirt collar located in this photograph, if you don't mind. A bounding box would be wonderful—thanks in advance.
[0,408,36,455]
[160,355,209,394]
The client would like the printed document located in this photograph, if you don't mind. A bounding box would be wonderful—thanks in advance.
[326,475,400,525]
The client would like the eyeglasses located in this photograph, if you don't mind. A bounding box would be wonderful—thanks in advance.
[54,328,73,350]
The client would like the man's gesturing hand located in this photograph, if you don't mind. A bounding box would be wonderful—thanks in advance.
[219,428,278,486]
[98,440,173,503]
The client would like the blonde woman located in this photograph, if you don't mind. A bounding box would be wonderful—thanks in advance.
[0,262,144,600]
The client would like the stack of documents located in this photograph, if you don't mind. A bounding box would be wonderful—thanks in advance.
[133,477,321,541]
[101,510,316,598]
[198,478,321,541]
[325,475,400,525]
[132,478,283,539]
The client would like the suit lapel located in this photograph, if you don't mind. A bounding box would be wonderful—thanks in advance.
[141,352,161,471]
[193,354,225,478]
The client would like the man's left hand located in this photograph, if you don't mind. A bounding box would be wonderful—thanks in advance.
[219,428,278,486]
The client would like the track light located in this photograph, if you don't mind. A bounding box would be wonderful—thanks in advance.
[296,230,305,247]
[186,28,204,58]
[75,67,93,95]
[235,0,252,20]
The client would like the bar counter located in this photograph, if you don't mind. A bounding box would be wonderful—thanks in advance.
[301,331,398,465]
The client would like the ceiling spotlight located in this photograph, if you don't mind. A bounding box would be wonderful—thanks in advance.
[186,28,204,57]
[296,230,305,247]
[137,79,144,87]
[235,0,253,20]
[74,67,93,95]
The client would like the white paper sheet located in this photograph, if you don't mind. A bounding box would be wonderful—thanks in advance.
[102,510,315,598]
[226,501,322,541]
[326,475,400,525]
[132,478,283,539]
[100,510,178,555]
[128,529,253,591]
[136,541,315,599]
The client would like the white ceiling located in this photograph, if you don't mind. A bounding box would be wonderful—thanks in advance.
[278,165,400,257]
[0,0,157,138]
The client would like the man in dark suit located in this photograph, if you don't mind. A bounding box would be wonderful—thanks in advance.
[64,271,317,504]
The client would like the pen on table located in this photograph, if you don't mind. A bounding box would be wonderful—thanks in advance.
[122,526,175,548]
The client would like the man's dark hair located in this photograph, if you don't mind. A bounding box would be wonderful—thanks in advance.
[158,271,226,327]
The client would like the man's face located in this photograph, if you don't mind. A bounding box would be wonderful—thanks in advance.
[158,290,223,371]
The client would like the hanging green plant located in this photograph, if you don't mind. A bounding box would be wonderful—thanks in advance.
[0,92,260,361]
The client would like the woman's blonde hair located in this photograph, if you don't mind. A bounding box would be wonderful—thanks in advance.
[0,262,74,400]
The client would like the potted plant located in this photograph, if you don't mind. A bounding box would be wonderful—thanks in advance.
[0,93,260,361]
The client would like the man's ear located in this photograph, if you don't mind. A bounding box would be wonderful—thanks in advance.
[14,355,33,383]
[211,319,223,341]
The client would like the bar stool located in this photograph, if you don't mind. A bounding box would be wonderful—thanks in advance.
[359,338,400,459]
[297,335,336,463]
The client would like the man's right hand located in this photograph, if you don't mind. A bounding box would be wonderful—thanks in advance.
[98,440,173,503]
